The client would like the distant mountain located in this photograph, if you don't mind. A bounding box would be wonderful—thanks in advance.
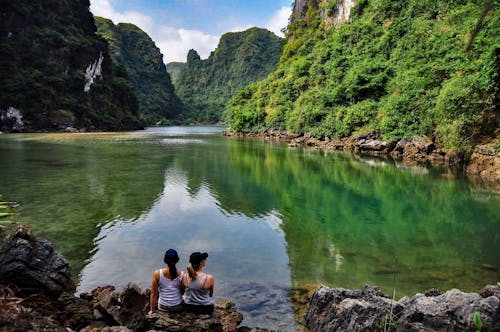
[166,62,185,86]
[0,0,144,132]
[173,27,284,124]
[95,17,183,125]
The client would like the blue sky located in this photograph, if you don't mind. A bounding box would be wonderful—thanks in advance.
[90,0,292,63]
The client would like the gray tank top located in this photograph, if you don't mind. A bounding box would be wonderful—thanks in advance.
[184,273,214,305]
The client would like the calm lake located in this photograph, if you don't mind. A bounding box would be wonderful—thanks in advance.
[0,126,499,330]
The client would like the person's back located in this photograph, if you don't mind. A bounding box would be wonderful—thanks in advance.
[158,268,184,308]
[184,272,213,306]
[182,252,215,314]
[149,249,185,314]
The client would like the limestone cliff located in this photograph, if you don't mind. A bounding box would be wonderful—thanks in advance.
[172,27,284,124]
[0,0,144,132]
[95,17,184,125]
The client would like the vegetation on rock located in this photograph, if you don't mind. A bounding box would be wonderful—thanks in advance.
[226,0,499,153]
[173,27,284,124]
[95,17,184,125]
[0,0,144,132]
[166,62,186,86]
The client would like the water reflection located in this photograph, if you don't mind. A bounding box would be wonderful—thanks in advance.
[1,128,499,330]
[77,167,296,330]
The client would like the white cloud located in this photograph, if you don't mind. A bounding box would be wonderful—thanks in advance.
[265,6,292,37]
[154,27,220,63]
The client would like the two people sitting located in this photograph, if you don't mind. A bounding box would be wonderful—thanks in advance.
[148,249,215,315]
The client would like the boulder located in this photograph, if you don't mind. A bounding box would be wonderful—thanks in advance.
[303,285,400,331]
[0,226,73,297]
[146,298,243,332]
[466,151,500,183]
[80,284,150,331]
[303,283,500,331]
[402,136,435,162]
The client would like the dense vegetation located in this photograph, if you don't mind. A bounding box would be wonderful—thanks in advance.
[95,17,184,125]
[226,0,499,153]
[173,27,284,124]
[0,0,144,132]
[166,62,185,86]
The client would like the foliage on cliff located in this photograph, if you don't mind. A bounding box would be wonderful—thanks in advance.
[95,17,184,125]
[166,62,186,86]
[173,27,284,124]
[226,0,499,152]
[0,0,144,131]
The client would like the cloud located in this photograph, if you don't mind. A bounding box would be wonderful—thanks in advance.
[154,27,220,63]
[265,6,292,37]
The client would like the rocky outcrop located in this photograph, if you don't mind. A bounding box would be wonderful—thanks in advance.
[223,130,500,183]
[0,227,257,332]
[0,226,73,297]
[304,284,500,331]
[466,145,500,184]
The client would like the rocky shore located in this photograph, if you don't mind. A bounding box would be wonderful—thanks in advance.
[1,227,499,331]
[223,130,500,185]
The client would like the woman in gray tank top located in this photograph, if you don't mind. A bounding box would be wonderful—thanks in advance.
[182,251,215,315]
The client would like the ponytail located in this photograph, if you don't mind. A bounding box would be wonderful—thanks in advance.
[187,263,198,280]
[167,262,177,280]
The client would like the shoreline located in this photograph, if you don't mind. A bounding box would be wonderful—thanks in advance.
[1,227,499,331]
[223,129,500,190]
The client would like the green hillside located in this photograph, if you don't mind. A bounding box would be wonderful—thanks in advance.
[174,27,284,124]
[226,0,499,153]
[166,62,186,86]
[0,0,144,132]
[95,17,183,125]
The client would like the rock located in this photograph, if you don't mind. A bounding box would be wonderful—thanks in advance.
[146,299,242,332]
[0,226,73,297]
[466,152,500,183]
[358,139,396,154]
[87,284,149,331]
[402,136,435,162]
[216,299,244,331]
[303,285,400,331]
[64,126,78,133]
[304,284,500,332]
[58,292,95,330]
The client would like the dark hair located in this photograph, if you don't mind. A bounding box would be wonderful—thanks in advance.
[164,249,179,280]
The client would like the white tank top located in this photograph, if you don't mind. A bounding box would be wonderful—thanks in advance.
[158,268,184,307]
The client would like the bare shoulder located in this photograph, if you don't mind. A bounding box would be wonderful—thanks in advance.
[206,274,215,281]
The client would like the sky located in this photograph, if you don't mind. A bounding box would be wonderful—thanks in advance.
[89,0,292,64]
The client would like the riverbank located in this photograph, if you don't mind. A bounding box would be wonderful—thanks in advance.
[223,130,500,188]
[1,226,499,331]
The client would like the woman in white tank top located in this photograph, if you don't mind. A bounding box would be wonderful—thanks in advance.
[149,249,185,314]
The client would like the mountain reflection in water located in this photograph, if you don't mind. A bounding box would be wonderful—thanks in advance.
[0,126,499,330]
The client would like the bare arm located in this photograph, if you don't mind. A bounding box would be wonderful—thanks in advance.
[149,270,160,314]
[206,274,215,297]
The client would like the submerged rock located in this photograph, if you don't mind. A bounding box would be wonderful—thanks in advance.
[304,284,500,331]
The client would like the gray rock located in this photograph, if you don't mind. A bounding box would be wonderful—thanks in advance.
[146,298,243,332]
[0,226,73,297]
[303,284,500,331]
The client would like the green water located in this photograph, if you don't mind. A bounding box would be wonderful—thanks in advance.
[0,127,499,329]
